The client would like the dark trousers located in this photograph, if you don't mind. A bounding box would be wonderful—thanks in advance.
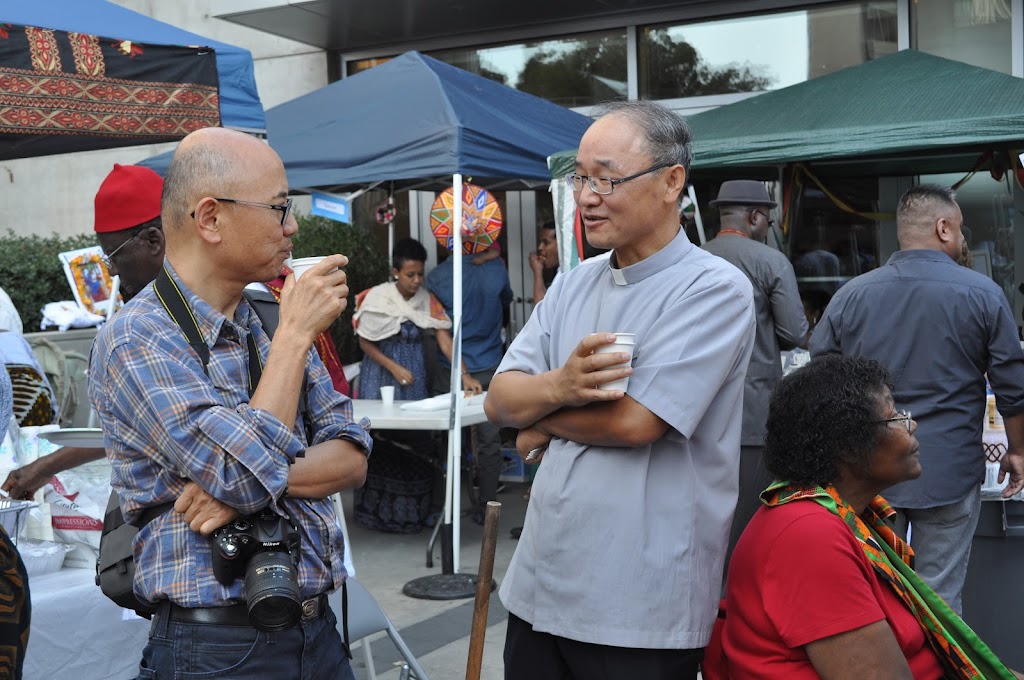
[137,603,353,679]
[504,612,702,680]
[723,445,773,584]
[468,368,503,506]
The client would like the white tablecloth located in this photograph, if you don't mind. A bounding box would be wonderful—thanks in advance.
[24,567,148,680]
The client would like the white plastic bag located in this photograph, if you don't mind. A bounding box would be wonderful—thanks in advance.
[39,301,105,332]
[45,462,110,568]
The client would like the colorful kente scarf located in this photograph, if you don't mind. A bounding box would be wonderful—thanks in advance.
[761,481,1015,680]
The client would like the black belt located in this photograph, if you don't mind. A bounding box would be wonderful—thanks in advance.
[157,594,328,627]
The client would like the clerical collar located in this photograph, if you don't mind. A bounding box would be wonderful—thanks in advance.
[607,227,692,286]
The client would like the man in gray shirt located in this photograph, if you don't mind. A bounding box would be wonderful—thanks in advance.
[485,100,754,679]
[703,180,807,576]
[810,184,1024,613]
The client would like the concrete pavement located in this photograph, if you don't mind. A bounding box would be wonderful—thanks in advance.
[341,481,528,680]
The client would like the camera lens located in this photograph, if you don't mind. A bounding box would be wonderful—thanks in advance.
[244,551,302,632]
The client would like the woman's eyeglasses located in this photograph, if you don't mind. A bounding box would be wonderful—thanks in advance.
[879,409,913,432]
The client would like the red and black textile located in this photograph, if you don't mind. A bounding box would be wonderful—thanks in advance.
[0,526,29,680]
[0,23,220,160]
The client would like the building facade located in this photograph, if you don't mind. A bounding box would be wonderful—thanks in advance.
[6,0,1024,326]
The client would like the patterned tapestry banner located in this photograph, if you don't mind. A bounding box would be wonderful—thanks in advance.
[0,23,220,159]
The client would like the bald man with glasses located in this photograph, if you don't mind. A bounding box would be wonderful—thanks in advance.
[703,179,808,582]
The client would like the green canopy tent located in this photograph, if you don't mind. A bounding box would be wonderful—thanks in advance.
[550,49,1024,266]
[684,49,1024,177]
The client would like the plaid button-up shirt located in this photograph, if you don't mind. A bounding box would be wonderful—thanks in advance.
[89,261,372,607]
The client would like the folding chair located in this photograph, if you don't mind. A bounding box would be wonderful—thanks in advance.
[330,495,429,680]
[328,578,429,680]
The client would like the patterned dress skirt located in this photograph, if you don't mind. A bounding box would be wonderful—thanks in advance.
[0,526,29,679]
[355,322,438,533]
[5,365,54,426]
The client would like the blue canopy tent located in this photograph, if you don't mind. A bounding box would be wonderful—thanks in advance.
[140,51,589,192]
[2,0,265,135]
[268,51,592,192]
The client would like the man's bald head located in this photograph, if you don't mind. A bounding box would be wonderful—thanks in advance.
[896,185,959,245]
[161,128,273,230]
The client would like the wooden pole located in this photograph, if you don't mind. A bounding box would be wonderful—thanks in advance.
[465,500,501,680]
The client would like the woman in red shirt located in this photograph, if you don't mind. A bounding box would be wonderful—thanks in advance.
[721,355,1020,680]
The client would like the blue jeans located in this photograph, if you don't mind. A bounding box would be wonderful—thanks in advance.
[137,604,354,680]
[893,487,983,615]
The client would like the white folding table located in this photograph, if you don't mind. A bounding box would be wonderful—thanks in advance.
[352,393,490,581]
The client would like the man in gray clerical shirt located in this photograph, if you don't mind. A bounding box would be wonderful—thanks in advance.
[703,180,807,577]
[485,100,755,680]
[810,184,1024,613]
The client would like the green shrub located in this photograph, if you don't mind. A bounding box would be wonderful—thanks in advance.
[0,217,385,365]
[291,214,389,365]
[0,230,98,333]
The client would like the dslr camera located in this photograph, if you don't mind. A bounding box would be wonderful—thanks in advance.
[211,509,302,632]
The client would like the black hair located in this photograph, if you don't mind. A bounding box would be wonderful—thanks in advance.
[896,184,957,229]
[591,99,693,177]
[764,355,893,486]
[392,237,427,271]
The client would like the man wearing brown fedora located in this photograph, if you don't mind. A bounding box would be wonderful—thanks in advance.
[703,179,807,579]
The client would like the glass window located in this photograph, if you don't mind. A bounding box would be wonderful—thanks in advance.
[638,2,897,99]
[427,31,627,108]
[912,0,1011,74]
[786,177,882,312]
[920,171,1016,303]
[346,31,627,108]
[347,57,391,76]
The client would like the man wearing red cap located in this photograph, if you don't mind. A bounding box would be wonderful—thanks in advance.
[93,163,167,303]
[2,163,166,499]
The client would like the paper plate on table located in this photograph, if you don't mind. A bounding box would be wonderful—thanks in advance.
[39,428,104,448]
[399,392,487,411]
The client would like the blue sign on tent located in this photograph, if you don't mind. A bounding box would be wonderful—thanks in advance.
[310,192,351,223]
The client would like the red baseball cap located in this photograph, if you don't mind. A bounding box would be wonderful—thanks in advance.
[94,163,163,233]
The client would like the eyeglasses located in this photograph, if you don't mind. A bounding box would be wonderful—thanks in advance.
[879,409,913,433]
[191,197,293,226]
[100,229,147,268]
[750,209,776,229]
[565,163,671,195]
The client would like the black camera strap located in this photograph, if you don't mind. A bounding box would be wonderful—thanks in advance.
[154,267,262,394]
[242,287,315,446]
[342,579,351,659]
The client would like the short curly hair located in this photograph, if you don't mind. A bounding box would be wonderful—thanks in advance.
[392,237,428,271]
[764,355,894,486]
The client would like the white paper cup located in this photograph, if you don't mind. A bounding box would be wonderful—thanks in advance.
[380,385,395,407]
[289,256,326,281]
[593,333,635,391]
